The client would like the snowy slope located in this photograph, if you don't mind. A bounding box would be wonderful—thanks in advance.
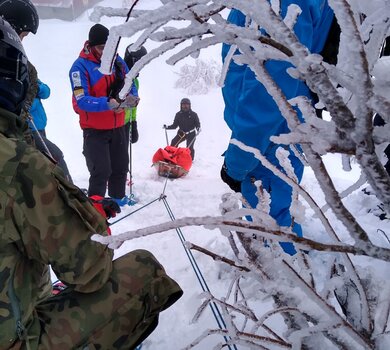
[22,0,389,349]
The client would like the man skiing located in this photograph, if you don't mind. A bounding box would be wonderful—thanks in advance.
[164,98,201,160]
[0,19,182,350]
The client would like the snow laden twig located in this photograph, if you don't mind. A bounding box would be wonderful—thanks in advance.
[188,242,250,272]
[94,215,390,260]
[281,260,373,349]
[321,172,367,212]
[328,0,390,213]
[243,113,373,334]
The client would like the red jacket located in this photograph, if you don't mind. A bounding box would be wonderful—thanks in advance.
[69,42,137,130]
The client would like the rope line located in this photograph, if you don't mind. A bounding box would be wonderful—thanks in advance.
[108,178,237,348]
[161,196,238,350]
[109,195,162,226]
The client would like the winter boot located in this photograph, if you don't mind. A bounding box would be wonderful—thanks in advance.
[112,196,130,207]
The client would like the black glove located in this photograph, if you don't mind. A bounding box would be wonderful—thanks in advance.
[90,196,121,219]
[100,198,121,219]
[130,120,139,143]
[220,162,242,193]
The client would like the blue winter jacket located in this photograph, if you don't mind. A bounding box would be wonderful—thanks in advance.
[222,1,334,255]
[29,80,50,132]
[222,0,334,182]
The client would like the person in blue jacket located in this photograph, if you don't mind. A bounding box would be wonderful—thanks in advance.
[29,79,73,182]
[220,1,335,255]
[29,79,49,135]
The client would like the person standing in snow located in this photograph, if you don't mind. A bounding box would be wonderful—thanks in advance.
[124,44,147,144]
[164,97,201,160]
[29,79,73,182]
[69,23,139,206]
[0,19,182,349]
[220,1,335,255]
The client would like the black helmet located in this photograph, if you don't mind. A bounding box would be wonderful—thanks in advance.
[124,44,147,70]
[0,18,29,114]
[180,98,191,105]
[0,0,39,35]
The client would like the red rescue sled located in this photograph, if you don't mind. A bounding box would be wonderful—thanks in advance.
[152,146,192,178]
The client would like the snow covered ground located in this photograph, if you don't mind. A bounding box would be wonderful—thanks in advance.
[22,0,389,348]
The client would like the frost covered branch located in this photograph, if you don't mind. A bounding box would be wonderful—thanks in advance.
[93,214,390,260]
[91,0,390,348]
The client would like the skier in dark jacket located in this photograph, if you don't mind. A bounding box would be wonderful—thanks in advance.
[164,98,201,160]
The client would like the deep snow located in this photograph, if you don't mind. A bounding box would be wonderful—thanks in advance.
[21,0,390,348]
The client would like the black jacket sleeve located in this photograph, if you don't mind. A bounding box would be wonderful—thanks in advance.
[166,113,180,129]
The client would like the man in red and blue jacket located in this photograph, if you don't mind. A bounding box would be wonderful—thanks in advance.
[69,23,139,206]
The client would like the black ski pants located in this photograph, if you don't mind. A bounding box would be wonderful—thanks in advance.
[170,130,196,159]
[83,126,129,198]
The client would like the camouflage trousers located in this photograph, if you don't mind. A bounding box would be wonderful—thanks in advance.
[21,250,183,350]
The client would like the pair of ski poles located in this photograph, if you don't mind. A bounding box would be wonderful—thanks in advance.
[164,127,201,148]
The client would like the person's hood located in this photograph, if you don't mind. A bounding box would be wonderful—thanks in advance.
[79,41,101,63]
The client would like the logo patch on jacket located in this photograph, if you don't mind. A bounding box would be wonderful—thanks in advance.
[71,71,82,87]
[73,87,84,100]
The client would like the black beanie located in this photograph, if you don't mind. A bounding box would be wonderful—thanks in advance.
[88,24,109,46]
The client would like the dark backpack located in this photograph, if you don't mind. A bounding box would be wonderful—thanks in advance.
[108,59,126,101]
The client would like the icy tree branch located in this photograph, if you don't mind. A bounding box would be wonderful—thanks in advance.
[90,0,390,347]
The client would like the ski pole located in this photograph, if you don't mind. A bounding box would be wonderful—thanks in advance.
[128,121,134,199]
[28,116,53,158]
[164,127,169,146]
[109,195,163,226]
[186,128,201,149]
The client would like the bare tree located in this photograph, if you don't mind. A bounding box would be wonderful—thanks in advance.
[91,0,390,348]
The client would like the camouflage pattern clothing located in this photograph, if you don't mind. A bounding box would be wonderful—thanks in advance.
[0,107,183,349]
[20,60,38,145]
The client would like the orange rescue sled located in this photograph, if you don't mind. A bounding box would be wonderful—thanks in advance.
[152,146,192,178]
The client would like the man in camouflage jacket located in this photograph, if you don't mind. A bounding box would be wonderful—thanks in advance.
[0,19,182,350]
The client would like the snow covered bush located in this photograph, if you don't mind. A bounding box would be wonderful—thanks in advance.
[174,59,221,95]
[92,0,390,348]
